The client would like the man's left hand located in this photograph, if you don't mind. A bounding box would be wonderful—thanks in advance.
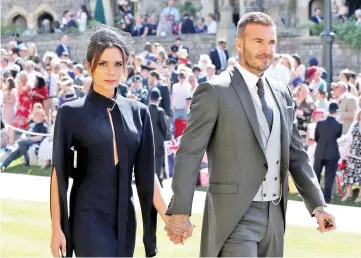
[314,208,337,233]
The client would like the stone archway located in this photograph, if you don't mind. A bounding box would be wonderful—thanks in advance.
[37,12,54,29]
[33,4,58,25]
[12,15,28,29]
[6,6,30,26]
[309,0,323,18]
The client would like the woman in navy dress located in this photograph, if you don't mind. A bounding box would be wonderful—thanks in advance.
[50,24,173,257]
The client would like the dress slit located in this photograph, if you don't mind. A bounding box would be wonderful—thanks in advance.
[107,109,119,166]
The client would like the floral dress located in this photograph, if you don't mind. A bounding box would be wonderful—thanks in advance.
[345,123,361,186]
[13,85,31,130]
[295,98,316,142]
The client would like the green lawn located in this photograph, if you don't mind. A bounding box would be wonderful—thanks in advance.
[1,200,361,257]
[2,159,361,208]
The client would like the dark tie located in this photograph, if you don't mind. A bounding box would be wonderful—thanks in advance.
[256,78,273,131]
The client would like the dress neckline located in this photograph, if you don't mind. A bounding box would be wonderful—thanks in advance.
[86,84,119,110]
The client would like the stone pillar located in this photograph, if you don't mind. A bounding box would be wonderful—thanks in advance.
[201,0,215,18]
[297,0,309,24]
[217,0,237,56]
[239,0,246,18]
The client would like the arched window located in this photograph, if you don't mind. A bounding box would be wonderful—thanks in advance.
[12,14,27,29]
[37,12,54,29]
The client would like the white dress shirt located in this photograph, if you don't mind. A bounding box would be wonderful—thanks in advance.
[235,63,268,108]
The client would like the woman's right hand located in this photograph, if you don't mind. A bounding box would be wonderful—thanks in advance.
[50,226,66,257]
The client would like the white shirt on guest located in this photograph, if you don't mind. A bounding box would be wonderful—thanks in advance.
[172,82,192,109]
[207,21,217,34]
[235,62,268,108]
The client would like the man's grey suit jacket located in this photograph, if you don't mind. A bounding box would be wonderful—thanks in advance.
[166,67,326,257]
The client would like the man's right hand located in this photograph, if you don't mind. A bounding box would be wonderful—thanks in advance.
[50,225,66,257]
[165,214,193,244]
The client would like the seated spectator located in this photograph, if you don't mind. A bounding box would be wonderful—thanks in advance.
[131,15,148,37]
[355,9,361,27]
[0,108,48,170]
[207,13,217,34]
[194,18,207,33]
[157,14,173,36]
[180,13,195,34]
[169,15,179,35]
[38,111,56,169]
[147,15,158,36]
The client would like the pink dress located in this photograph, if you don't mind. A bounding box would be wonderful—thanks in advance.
[2,88,17,125]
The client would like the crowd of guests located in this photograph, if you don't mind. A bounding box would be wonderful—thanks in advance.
[16,0,218,37]
[118,0,217,36]
[266,53,361,203]
[1,27,361,203]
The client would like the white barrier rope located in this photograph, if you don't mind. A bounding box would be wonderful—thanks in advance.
[4,123,52,137]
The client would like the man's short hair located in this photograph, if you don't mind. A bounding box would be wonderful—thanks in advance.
[335,81,348,91]
[150,71,160,80]
[236,12,275,37]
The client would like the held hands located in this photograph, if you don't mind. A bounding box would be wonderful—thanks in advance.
[164,214,194,245]
[314,208,337,233]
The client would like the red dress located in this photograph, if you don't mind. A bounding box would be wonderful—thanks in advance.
[13,85,32,130]
[31,86,48,106]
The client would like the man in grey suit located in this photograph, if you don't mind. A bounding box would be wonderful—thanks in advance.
[165,12,336,257]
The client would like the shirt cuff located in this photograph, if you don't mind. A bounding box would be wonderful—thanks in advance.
[312,205,327,215]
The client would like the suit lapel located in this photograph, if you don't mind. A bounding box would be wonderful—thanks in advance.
[230,68,265,152]
[265,77,289,179]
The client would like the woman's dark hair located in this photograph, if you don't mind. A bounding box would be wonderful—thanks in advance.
[10,70,18,78]
[35,75,46,89]
[81,5,92,20]
[86,30,128,75]
[6,77,16,90]
[292,54,302,67]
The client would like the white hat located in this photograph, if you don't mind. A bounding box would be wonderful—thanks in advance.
[178,48,188,58]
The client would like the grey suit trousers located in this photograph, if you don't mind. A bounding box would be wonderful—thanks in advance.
[219,201,284,257]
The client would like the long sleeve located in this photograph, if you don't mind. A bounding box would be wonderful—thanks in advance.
[288,106,326,216]
[50,105,73,257]
[134,107,156,257]
[158,109,168,138]
[167,82,218,215]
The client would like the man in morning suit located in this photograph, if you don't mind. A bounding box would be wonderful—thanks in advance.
[314,102,343,203]
[165,12,336,257]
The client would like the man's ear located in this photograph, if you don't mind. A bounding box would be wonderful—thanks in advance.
[235,37,243,56]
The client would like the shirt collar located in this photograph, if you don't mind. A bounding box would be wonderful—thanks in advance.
[235,63,265,91]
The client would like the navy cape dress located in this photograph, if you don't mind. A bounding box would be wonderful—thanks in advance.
[50,87,157,257]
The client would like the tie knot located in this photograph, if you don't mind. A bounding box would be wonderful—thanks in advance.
[257,78,264,89]
[256,78,264,97]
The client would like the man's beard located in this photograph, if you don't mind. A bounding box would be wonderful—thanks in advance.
[244,49,271,73]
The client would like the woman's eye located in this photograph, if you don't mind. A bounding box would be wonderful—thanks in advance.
[115,62,123,67]
[99,62,107,67]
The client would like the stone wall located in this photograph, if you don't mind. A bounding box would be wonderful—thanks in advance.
[2,33,360,76]
[1,0,83,27]
[1,33,218,64]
